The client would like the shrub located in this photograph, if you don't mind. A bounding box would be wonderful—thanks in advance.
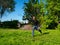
[46,20,58,29]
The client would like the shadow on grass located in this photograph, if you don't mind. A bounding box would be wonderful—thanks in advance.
[34,32,50,37]
[42,32,49,35]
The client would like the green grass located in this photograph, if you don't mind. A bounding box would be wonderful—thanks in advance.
[0,28,60,45]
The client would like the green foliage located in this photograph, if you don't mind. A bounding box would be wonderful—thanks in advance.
[46,20,58,29]
[23,0,60,29]
[0,0,16,18]
[23,0,41,22]
[46,0,60,20]
[57,24,60,29]
[23,0,46,25]
[0,20,19,29]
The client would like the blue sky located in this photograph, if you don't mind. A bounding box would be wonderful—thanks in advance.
[1,0,28,22]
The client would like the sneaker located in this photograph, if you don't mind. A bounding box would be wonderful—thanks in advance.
[39,30,42,34]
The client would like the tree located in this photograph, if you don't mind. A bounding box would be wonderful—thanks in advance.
[23,0,39,22]
[23,0,60,29]
[46,0,60,21]
[0,0,16,18]
[43,0,60,29]
[23,0,45,23]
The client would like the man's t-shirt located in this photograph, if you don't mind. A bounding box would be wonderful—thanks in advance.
[32,20,40,26]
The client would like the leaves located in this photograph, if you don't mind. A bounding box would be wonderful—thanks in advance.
[0,0,16,18]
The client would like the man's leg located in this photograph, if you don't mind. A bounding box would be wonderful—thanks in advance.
[37,27,42,33]
[32,26,35,37]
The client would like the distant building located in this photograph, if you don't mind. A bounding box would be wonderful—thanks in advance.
[17,22,21,28]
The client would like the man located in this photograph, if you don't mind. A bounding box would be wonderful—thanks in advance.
[32,16,42,37]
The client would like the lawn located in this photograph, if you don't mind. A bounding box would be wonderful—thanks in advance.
[0,28,60,45]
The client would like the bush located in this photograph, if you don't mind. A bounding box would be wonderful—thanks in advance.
[57,24,60,29]
[0,20,20,29]
[46,20,58,29]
